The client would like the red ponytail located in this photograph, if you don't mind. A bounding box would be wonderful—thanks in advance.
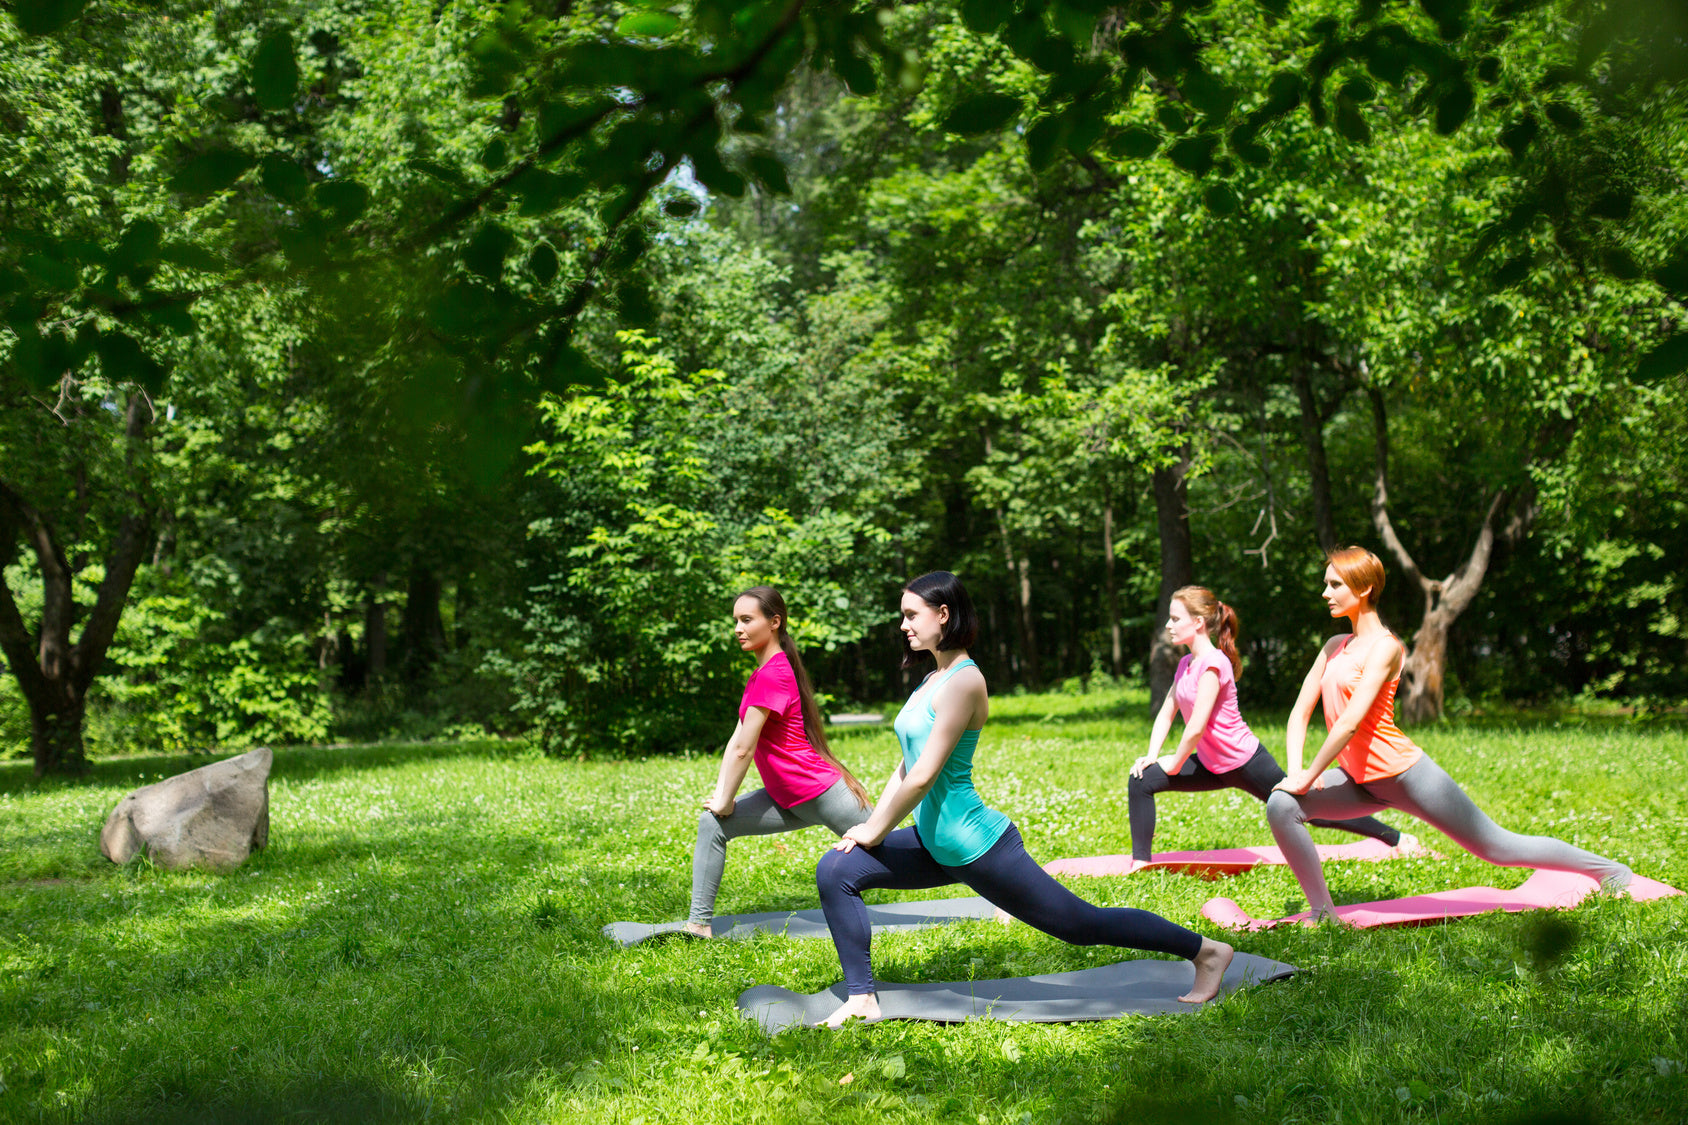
[1171,585,1243,679]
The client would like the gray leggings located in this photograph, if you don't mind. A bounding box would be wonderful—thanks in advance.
[1265,753,1630,915]
[690,779,867,925]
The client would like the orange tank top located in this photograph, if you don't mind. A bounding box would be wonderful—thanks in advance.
[1320,634,1423,783]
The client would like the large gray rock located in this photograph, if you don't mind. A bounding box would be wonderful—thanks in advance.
[100,747,272,869]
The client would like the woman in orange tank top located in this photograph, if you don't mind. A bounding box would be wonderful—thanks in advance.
[1265,547,1631,922]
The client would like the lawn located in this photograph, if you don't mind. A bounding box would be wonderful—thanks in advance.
[1,687,1684,1124]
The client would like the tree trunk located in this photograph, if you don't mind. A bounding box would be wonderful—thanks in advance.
[1102,485,1123,677]
[0,396,155,775]
[400,564,446,681]
[30,694,88,777]
[1368,388,1537,724]
[365,577,389,683]
[1292,366,1341,553]
[991,508,1042,688]
[1149,451,1194,713]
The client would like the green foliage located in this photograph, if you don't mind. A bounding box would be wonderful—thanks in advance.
[495,327,904,754]
[0,698,1684,1121]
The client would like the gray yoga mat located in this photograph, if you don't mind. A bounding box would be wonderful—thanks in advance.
[603,896,1004,947]
[736,952,1297,1032]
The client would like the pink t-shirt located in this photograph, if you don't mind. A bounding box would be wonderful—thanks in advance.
[740,651,839,808]
[1172,648,1258,772]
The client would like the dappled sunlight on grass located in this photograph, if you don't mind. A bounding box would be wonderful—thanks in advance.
[2,694,1685,1122]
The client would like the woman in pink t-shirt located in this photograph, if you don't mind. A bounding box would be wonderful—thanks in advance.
[684,586,871,937]
[1124,586,1409,871]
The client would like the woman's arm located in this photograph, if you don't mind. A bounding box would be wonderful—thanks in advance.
[1281,643,1334,776]
[1276,636,1402,795]
[702,708,771,815]
[835,669,984,851]
[1131,689,1182,778]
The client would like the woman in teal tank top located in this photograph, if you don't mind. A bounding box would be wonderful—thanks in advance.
[815,571,1235,1028]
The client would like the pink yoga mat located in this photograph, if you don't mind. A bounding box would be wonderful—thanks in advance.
[1045,837,1429,881]
[1201,869,1682,932]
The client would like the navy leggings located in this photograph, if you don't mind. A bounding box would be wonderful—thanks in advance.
[1128,744,1401,861]
[816,824,1205,995]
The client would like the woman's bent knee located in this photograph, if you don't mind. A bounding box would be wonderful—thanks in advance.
[1266,790,1305,827]
[816,847,854,893]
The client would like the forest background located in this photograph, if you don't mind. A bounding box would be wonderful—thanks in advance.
[3,0,1685,775]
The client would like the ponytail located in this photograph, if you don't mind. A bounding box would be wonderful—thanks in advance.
[738,586,873,809]
[1171,584,1243,679]
[1213,601,1242,680]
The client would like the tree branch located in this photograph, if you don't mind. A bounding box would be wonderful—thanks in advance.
[1367,386,1429,592]
[0,477,75,678]
[72,395,157,693]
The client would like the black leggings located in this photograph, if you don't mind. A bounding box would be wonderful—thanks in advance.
[816,824,1204,995]
[1128,744,1400,862]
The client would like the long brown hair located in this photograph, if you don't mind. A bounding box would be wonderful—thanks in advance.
[1171,585,1242,679]
[737,586,871,808]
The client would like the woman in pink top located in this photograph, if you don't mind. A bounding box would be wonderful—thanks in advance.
[684,586,871,937]
[1125,586,1407,870]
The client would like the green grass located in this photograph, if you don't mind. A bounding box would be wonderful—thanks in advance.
[1,687,1685,1124]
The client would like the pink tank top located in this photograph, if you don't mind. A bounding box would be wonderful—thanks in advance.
[1320,635,1423,783]
[1172,649,1257,772]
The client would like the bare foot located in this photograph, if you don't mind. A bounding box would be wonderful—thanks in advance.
[819,993,882,1028]
[683,921,712,938]
[993,906,1016,926]
[1393,832,1421,856]
[1178,937,1234,1003]
[1125,858,1154,874]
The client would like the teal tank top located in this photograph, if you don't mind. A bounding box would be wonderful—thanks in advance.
[894,658,1011,867]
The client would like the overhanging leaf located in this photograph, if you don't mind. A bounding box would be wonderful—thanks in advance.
[1633,333,1688,383]
[1166,133,1219,175]
[315,180,369,225]
[1109,125,1161,159]
[746,153,791,195]
[157,242,225,272]
[260,155,309,204]
[463,224,515,282]
[527,242,559,286]
[1181,68,1237,119]
[1202,183,1239,214]
[94,330,167,393]
[1434,79,1474,134]
[942,93,1022,135]
[11,0,87,36]
[251,30,299,113]
[959,0,1011,33]
[169,147,256,197]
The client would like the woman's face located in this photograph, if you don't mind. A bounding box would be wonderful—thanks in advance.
[900,590,949,652]
[733,596,777,651]
[1166,598,1204,647]
[1322,565,1369,618]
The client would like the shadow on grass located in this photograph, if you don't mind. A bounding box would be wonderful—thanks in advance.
[79,1075,434,1125]
[0,740,530,797]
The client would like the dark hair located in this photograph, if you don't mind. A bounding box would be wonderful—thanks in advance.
[1171,585,1242,679]
[900,571,979,669]
[734,587,870,808]
[1326,546,1386,608]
